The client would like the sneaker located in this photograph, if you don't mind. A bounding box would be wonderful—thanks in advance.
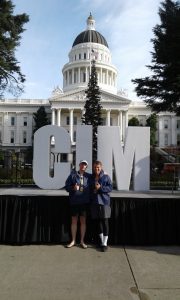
[101,246,108,252]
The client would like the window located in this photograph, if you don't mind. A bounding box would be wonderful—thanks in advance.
[0,131,2,143]
[73,131,76,142]
[0,116,2,125]
[164,133,168,146]
[79,53,81,60]
[73,116,77,125]
[74,72,76,83]
[177,134,180,145]
[23,117,27,126]
[177,120,180,129]
[23,131,27,143]
[10,131,14,143]
[75,54,76,61]
[69,71,72,84]
[84,53,86,59]
[110,118,113,126]
[11,116,15,126]
[164,120,168,129]
[66,116,70,125]
[83,72,86,82]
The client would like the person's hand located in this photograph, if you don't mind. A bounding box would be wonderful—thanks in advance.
[73,183,79,191]
[95,182,101,190]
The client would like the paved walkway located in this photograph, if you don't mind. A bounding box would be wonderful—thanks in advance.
[0,245,179,300]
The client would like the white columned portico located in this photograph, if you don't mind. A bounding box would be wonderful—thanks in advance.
[51,109,56,125]
[57,109,61,126]
[69,109,74,143]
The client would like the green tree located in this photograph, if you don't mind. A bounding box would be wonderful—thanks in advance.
[33,106,50,134]
[132,0,180,114]
[0,0,29,97]
[146,113,157,145]
[128,116,140,126]
[82,60,103,161]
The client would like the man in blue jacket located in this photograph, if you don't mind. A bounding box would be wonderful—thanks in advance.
[91,161,112,252]
[65,160,91,249]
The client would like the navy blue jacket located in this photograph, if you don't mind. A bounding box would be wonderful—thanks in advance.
[91,170,112,206]
[65,170,91,205]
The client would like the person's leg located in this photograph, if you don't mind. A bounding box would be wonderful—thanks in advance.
[79,215,87,248]
[96,219,104,246]
[102,218,109,248]
[67,216,78,247]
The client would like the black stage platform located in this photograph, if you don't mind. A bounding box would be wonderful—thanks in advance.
[0,188,180,245]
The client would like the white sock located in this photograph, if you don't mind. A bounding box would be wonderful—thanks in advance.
[99,233,104,245]
[103,236,108,246]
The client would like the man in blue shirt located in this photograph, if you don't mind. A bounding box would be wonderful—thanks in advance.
[65,160,91,249]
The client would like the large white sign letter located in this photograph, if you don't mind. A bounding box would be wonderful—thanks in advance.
[98,126,150,191]
[33,125,71,189]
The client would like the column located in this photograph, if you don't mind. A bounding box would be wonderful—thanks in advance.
[15,112,20,145]
[51,109,55,125]
[81,109,85,119]
[78,67,81,83]
[158,115,163,147]
[69,109,74,143]
[67,70,69,86]
[57,109,61,126]
[106,70,108,84]
[106,110,111,126]
[100,68,102,83]
[72,69,74,84]
[118,110,123,140]
[171,115,176,145]
[125,110,128,128]
[122,110,128,141]
[85,67,88,83]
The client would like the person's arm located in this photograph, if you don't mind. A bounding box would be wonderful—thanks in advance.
[99,175,112,193]
[65,174,74,192]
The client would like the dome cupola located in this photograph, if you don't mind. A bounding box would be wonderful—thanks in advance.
[72,13,108,48]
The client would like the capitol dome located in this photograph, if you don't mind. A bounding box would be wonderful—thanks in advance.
[72,30,108,48]
[62,13,118,94]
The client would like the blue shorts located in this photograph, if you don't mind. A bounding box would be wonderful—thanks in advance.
[70,204,88,217]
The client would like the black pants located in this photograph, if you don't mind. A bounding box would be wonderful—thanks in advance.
[95,218,109,236]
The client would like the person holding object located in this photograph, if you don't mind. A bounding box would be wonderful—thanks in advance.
[91,161,112,252]
[65,160,91,249]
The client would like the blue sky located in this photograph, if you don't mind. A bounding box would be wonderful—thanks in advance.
[11,0,162,101]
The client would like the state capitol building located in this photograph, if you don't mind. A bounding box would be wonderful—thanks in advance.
[0,14,179,158]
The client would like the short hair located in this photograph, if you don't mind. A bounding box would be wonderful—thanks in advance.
[93,160,102,166]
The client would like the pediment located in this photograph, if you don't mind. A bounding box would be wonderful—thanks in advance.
[50,88,131,105]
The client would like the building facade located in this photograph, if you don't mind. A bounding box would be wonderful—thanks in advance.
[0,14,179,155]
